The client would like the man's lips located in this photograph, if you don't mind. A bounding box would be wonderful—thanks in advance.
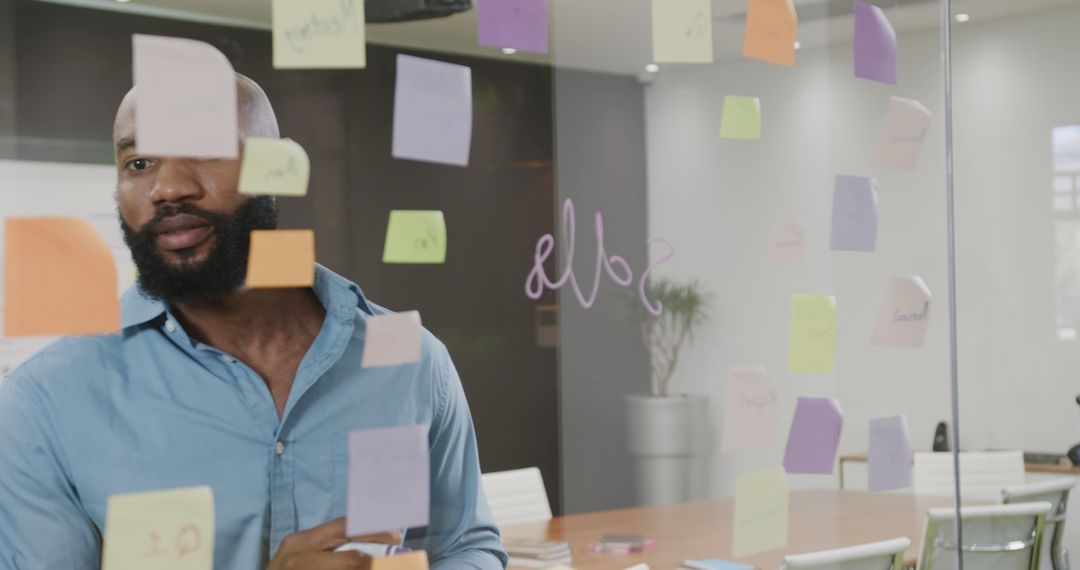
[152,214,213,251]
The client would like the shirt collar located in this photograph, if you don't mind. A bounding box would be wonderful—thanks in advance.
[119,264,372,330]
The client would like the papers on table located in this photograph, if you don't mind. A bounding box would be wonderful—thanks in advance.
[719,96,761,140]
[788,294,837,374]
[347,425,430,537]
[732,467,788,558]
[476,0,549,54]
[869,415,913,492]
[4,217,119,337]
[361,311,423,368]
[651,0,714,63]
[768,220,804,262]
[871,276,931,348]
[383,210,447,264]
[102,486,214,570]
[853,1,897,84]
[741,0,797,67]
[272,0,367,69]
[245,229,316,288]
[238,138,311,197]
[392,54,473,167]
[720,367,778,452]
[133,35,238,159]
[783,397,844,475]
[829,175,879,253]
[875,97,932,171]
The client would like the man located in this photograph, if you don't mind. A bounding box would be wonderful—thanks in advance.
[0,75,507,569]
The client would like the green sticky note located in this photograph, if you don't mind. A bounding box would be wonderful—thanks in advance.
[720,96,762,140]
[383,210,447,264]
[788,294,837,373]
[102,486,215,570]
[733,467,788,558]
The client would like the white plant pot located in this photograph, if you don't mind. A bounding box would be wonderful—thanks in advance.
[625,393,709,506]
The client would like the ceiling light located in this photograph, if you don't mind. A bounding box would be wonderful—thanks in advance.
[793,41,801,50]
[644,63,659,73]
[115,0,132,3]
[501,47,517,55]
[954,13,970,23]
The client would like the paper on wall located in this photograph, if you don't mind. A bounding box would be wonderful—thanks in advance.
[720,367,778,452]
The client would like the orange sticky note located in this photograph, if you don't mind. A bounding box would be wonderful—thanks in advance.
[245,229,315,288]
[742,0,798,67]
[4,217,119,337]
[367,552,429,570]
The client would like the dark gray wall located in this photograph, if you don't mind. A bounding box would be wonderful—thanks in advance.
[0,0,16,157]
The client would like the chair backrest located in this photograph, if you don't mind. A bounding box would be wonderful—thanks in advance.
[782,537,912,570]
[914,451,1026,499]
[480,467,553,528]
[918,501,1052,570]
[1003,478,1076,570]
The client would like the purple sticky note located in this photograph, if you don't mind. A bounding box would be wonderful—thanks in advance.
[783,397,843,475]
[392,54,473,167]
[477,0,549,54]
[869,415,912,492]
[347,425,430,537]
[854,1,897,84]
[829,175,878,252]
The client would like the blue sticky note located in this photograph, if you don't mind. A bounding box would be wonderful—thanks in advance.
[783,397,844,475]
[829,175,878,252]
[869,415,912,492]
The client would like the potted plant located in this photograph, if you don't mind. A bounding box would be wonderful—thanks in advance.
[625,278,710,506]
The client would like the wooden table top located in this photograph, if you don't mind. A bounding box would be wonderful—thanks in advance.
[501,490,987,569]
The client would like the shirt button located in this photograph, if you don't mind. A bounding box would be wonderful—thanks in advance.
[275,441,286,455]
[220,355,231,364]
[164,320,176,333]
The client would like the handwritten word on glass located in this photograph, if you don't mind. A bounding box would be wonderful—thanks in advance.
[783,397,843,475]
[788,294,837,374]
[383,210,447,264]
[238,138,311,197]
[477,0,549,54]
[273,0,366,69]
[871,275,931,348]
[721,367,778,452]
[853,1,896,84]
[102,486,214,570]
[392,54,473,167]
[133,35,238,159]
[652,0,714,63]
[733,467,788,558]
[245,229,316,288]
[742,0,797,67]
[768,220,804,262]
[362,311,423,368]
[829,174,879,252]
[875,96,932,171]
[347,425,430,537]
[719,96,762,140]
[869,415,912,492]
[525,198,675,317]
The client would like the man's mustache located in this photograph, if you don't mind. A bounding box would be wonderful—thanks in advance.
[140,204,229,235]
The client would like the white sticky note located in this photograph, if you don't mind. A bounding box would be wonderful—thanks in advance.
[869,415,912,492]
[871,276,931,348]
[133,35,238,159]
[392,54,473,167]
[238,138,311,196]
[102,486,214,570]
[768,221,804,261]
[651,0,714,63]
[362,311,423,368]
[347,425,430,537]
[720,367,778,452]
[733,467,788,558]
[874,97,932,171]
[273,0,366,69]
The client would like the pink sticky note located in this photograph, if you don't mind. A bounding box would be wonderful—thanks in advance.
[133,34,238,158]
[347,425,430,537]
[783,397,843,475]
[361,311,423,368]
[768,221,804,262]
[477,0,549,54]
[869,415,912,492]
[721,367,778,452]
[871,276,931,348]
[853,1,897,84]
[874,96,932,171]
[392,54,473,167]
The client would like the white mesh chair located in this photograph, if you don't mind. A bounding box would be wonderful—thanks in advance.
[917,502,1052,570]
[1003,479,1076,570]
[782,537,912,570]
[480,467,553,528]
[914,451,1026,499]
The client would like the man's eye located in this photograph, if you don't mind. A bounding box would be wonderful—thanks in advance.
[128,158,152,171]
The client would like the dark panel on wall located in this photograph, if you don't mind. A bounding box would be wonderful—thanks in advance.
[0,0,17,157]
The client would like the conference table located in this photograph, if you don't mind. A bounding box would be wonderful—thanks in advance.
[500,490,988,569]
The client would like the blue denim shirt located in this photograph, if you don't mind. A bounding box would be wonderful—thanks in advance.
[0,265,507,569]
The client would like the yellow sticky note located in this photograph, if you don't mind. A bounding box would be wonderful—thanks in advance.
[733,467,788,558]
[102,486,214,570]
[368,551,430,570]
[652,0,713,63]
[3,217,119,337]
[788,294,837,373]
[742,0,798,67]
[238,138,311,197]
[273,0,367,69]
[245,229,316,288]
[383,211,447,264]
[720,96,761,140]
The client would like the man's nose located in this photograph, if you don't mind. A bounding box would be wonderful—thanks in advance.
[148,160,206,207]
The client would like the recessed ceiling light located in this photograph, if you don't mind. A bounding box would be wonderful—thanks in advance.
[644,63,659,73]
[954,13,970,23]
[501,47,517,55]
[115,0,132,3]
[793,41,801,50]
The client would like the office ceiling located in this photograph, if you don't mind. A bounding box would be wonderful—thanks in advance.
[36,0,1080,75]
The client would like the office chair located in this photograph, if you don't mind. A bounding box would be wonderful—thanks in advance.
[917,502,1052,570]
[1004,479,1076,570]
[782,537,911,570]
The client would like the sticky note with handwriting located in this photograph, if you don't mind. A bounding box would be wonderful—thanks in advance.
[392,54,473,167]
[783,397,843,475]
[719,96,761,140]
[273,0,366,69]
[383,211,447,264]
[788,294,837,374]
[4,217,119,337]
[829,175,878,252]
[869,415,912,492]
[245,229,315,288]
[854,1,896,84]
[477,0,549,54]
[768,220,804,261]
[133,35,237,159]
[102,486,214,570]
[874,97,932,171]
[652,0,713,63]
[871,276,931,348]
[742,0,797,67]
[347,425,430,537]
[733,467,788,558]
[361,311,423,368]
[720,367,778,452]
[238,138,311,196]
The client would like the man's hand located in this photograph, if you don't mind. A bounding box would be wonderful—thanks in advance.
[267,518,403,570]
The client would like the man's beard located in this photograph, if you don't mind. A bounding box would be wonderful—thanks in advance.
[120,197,278,305]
